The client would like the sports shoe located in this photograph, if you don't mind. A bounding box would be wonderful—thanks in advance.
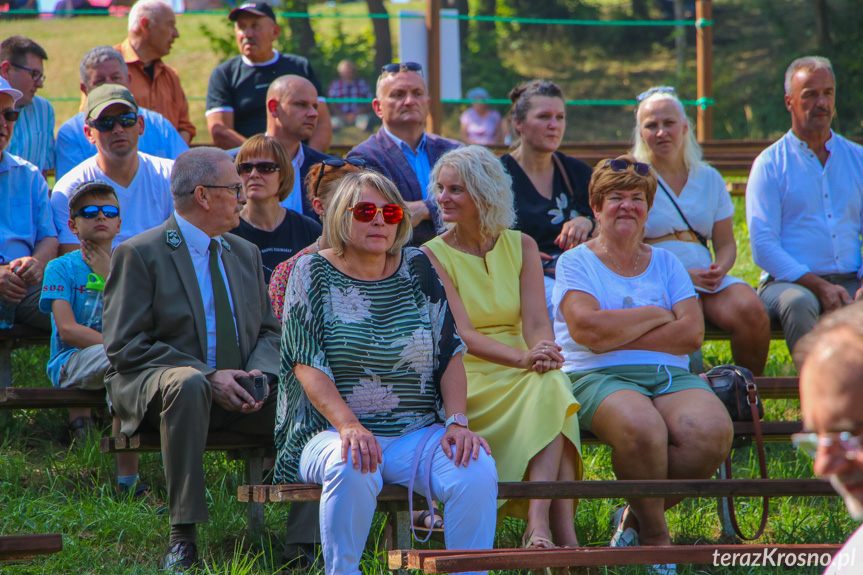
[648,565,678,575]
[160,541,198,573]
[609,505,639,548]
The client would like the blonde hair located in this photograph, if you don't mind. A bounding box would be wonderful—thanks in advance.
[235,135,294,202]
[429,146,515,239]
[631,88,703,174]
[589,154,658,211]
[326,171,413,256]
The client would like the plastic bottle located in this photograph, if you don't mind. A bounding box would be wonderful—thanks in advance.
[0,296,16,330]
[81,273,105,332]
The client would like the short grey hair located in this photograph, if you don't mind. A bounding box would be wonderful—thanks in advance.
[326,171,413,256]
[429,146,515,239]
[129,0,173,33]
[79,46,128,88]
[784,56,834,96]
[171,147,233,211]
[632,87,703,174]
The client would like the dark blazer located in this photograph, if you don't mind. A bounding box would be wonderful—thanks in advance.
[347,128,461,245]
[102,214,281,435]
[228,142,332,221]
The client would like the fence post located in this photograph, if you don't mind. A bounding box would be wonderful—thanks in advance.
[426,0,442,135]
[696,0,713,142]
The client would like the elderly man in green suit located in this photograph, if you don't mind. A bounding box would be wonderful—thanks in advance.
[103,147,280,573]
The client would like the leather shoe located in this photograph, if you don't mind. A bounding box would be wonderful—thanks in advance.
[160,541,198,573]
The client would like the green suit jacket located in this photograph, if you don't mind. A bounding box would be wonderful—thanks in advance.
[103,213,281,435]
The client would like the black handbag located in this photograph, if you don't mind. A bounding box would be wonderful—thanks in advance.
[700,364,768,541]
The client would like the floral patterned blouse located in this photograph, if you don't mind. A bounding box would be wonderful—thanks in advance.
[269,246,312,320]
[274,248,465,483]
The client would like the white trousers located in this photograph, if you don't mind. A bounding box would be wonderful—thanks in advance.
[299,426,499,575]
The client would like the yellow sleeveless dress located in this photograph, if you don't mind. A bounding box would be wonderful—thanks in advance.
[426,230,582,520]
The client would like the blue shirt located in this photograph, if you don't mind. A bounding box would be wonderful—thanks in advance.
[384,127,431,199]
[8,95,55,172]
[747,130,863,282]
[0,152,56,265]
[54,107,189,181]
[39,251,96,386]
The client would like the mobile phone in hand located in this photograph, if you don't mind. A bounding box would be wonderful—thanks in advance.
[238,374,267,403]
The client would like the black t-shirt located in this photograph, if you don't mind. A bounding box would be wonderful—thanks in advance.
[230,209,322,284]
[501,152,593,257]
[206,52,323,138]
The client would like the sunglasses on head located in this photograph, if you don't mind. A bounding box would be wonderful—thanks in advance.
[313,158,367,197]
[349,202,404,225]
[1,108,20,122]
[237,161,280,175]
[636,86,676,103]
[605,159,651,176]
[74,205,120,219]
[381,62,423,75]
[87,113,138,133]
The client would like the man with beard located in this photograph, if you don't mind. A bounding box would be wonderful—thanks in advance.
[795,303,863,574]
[747,56,863,367]
[52,84,174,255]
[206,2,331,152]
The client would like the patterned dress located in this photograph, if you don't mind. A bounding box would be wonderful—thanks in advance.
[275,248,465,483]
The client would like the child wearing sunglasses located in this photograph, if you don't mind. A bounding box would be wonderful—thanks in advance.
[39,181,153,502]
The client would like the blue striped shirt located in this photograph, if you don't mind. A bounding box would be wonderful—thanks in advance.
[8,95,56,172]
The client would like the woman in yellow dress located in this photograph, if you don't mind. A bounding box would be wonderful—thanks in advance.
[422,145,582,549]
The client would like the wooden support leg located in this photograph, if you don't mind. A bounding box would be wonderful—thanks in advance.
[0,339,13,389]
[243,447,266,537]
[379,500,411,575]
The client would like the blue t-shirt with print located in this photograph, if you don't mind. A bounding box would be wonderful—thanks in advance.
[39,251,100,386]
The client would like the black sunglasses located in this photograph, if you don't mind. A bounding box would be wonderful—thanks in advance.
[313,158,367,198]
[381,62,423,75]
[10,61,46,83]
[190,183,245,199]
[605,159,651,176]
[74,205,120,219]
[1,108,20,122]
[237,161,280,175]
[87,113,138,133]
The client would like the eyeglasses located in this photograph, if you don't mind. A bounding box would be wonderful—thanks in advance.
[349,202,404,224]
[313,158,366,198]
[74,205,120,219]
[605,158,651,176]
[792,431,863,461]
[636,86,676,103]
[87,113,138,133]
[191,184,245,199]
[237,161,280,175]
[381,62,423,75]
[0,108,20,122]
[10,61,46,83]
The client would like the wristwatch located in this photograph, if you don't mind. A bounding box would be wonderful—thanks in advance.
[445,413,469,428]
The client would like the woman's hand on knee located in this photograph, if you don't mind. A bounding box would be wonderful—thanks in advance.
[338,422,383,473]
[441,426,491,467]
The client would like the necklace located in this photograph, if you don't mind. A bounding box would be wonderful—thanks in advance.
[453,227,496,257]
[599,238,641,276]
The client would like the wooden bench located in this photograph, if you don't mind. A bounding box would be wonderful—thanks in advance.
[0,533,63,562]
[0,386,106,409]
[0,325,50,388]
[100,432,274,535]
[704,319,785,341]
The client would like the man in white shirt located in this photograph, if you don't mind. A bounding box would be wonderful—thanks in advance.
[53,84,174,254]
[795,303,863,575]
[746,56,863,364]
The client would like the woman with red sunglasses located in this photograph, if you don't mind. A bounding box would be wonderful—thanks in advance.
[633,87,770,375]
[231,135,321,284]
[555,156,733,575]
[274,170,498,575]
[423,145,582,551]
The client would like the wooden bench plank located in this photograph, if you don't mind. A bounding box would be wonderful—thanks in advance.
[396,544,841,572]
[704,320,785,341]
[99,432,274,453]
[754,377,800,400]
[0,534,63,562]
[0,387,106,409]
[581,420,802,445]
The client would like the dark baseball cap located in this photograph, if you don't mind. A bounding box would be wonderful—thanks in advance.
[86,84,138,120]
[229,2,276,22]
[67,180,118,212]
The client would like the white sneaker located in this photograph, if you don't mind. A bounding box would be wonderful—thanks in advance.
[609,506,640,548]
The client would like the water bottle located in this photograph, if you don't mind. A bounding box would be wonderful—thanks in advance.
[0,296,16,330]
[82,273,105,332]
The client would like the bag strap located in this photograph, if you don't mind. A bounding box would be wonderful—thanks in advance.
[551,153,575,201]
[656,180,709,249]
[723,382,769,541]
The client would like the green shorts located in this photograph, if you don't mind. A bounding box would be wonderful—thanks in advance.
[566,364,711,432]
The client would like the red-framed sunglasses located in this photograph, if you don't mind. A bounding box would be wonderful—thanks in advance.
[349,202,404,224]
